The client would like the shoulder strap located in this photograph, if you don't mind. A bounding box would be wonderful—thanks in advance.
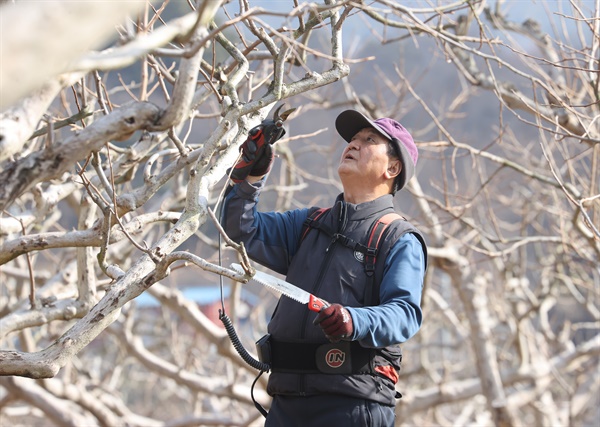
[363,213,404,306]
[300,208,330,242]
[364,213,404,277]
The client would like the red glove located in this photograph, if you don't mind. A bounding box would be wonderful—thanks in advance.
[313,304,353,343]
[229,121,286,183]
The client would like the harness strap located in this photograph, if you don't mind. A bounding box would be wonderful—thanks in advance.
[363,213,403,306]
[300,208,329,241]
[364,213,401,275]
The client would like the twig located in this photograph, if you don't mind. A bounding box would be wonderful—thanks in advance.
[207,206,253,272]
[2,212,37,309]
[93,71,110,115]
[168,128,189,157]
[28,106,93,140]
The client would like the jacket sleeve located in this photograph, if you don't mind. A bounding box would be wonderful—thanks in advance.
[220,180,310,275]
[346,233,425,347]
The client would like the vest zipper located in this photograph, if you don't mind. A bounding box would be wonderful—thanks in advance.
[298,240,337,340]
[300,200,347,338]
[326,234,338,252]
[297,202,347,396]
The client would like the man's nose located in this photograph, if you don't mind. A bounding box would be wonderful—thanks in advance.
[347,139,360,150]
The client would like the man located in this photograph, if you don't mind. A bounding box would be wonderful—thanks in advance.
[221,109,427,426]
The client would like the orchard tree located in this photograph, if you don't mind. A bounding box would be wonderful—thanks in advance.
[0,1,598,426]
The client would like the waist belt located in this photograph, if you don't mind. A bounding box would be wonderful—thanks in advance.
[270,340,374,375]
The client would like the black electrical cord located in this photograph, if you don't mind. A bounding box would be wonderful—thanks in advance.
[216,182,270,417]
[251,370,269,418]
[218,309,270,372]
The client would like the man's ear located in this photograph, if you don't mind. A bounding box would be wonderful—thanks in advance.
[385,159,402,179]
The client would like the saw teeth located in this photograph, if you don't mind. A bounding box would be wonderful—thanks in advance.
[230,263,304,303]
[230,263,245,275]
[252,277,305,303]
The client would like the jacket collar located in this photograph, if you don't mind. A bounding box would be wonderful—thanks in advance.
[332,193,396,222]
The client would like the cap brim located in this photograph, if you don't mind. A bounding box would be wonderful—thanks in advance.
[335,110,391,142]
[335,110,413,191]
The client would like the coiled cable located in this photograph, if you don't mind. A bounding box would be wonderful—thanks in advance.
[219,309,270,372]
[216,181,269,417]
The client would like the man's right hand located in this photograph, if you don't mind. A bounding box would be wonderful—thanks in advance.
[313,304,354,343]
[229,121,285,183]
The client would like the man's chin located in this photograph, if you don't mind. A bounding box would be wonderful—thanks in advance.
[337,166,356,186]
[338,162,354,174]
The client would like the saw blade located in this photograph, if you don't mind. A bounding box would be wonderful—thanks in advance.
[230,263,310,304]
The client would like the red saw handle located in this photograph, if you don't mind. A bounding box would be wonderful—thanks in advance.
[308,294,330,312]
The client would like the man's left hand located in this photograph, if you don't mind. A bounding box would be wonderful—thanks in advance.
[313,304,353,342]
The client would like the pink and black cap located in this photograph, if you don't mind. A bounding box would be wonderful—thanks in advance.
[335,110,418,192]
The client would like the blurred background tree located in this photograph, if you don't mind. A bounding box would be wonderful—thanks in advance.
[0,1,598,426]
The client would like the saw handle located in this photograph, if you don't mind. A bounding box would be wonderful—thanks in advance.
[308,294,330,312]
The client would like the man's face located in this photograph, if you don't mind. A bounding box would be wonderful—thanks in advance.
[338,127,398,185]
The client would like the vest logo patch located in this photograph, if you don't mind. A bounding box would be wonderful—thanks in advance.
[325,349,346,368]
[354,251,364,263]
